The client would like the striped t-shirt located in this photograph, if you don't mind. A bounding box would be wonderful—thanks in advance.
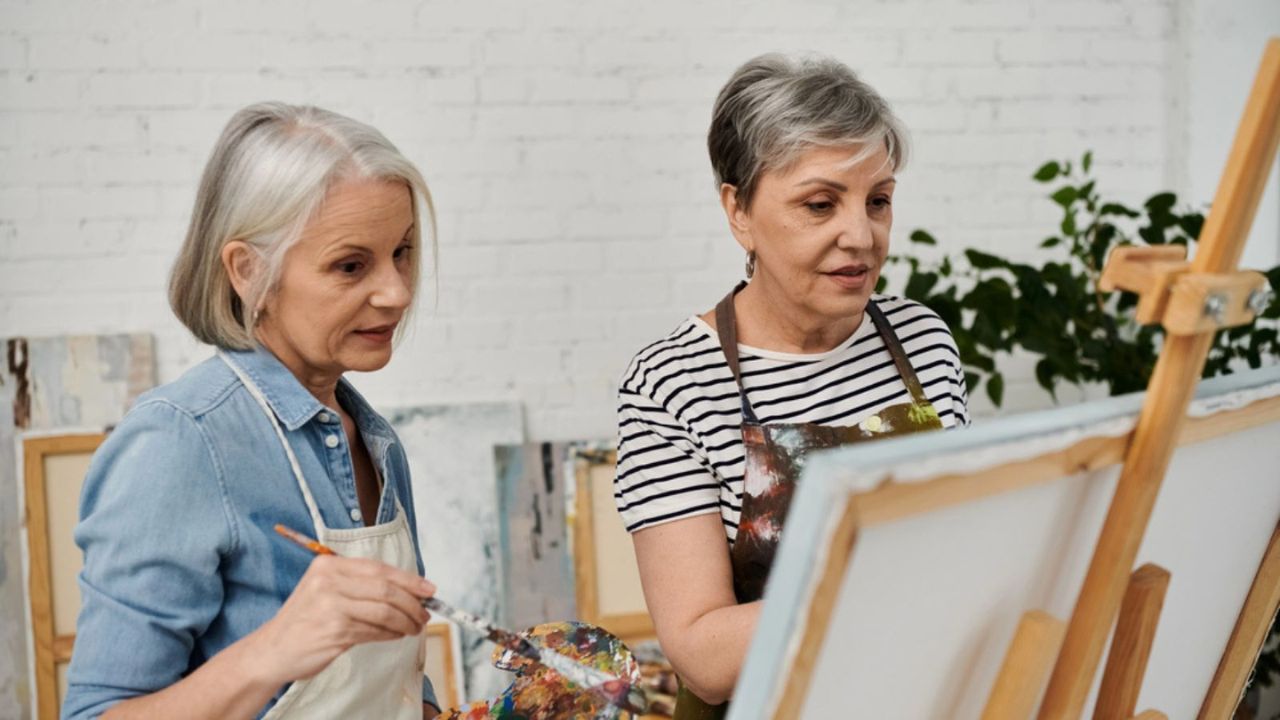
[614,295,970,543]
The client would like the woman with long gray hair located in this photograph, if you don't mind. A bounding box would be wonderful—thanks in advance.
[64,103,443,720]
[614,54,970,717]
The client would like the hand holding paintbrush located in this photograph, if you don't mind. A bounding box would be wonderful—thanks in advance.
[274,525,651,715]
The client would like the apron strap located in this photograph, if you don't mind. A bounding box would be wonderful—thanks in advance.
[865,301,932,407]
[714,282,761,425]
[715,286,935,420]
[218,350,327,534]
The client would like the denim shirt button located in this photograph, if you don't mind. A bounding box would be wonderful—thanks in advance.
[317,412,332,423]
[350,507,362,522]
[324,434,340,448]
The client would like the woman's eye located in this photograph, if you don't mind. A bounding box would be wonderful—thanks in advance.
[870,195,892,209]
[394,244,413,261]
[336,261,364,275]
[806,200,834,213]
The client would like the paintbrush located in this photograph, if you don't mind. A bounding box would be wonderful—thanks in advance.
[273,524,650,714]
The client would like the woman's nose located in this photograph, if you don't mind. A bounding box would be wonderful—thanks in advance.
[371,265,413,309]
[836,208,875,250]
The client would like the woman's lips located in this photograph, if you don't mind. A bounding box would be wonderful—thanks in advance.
[354,324,396,344]
[823,265,872,290]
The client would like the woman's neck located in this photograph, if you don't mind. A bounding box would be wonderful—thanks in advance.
[732,280,863,354]
[255,330,342,410]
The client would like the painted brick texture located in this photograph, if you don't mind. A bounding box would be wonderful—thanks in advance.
[0,0,1242,437]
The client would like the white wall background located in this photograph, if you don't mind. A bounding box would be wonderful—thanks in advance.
[1,0,1278,440]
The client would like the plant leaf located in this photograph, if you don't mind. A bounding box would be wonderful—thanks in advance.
[986,373,1005,407]
[1051,186,1078,207]
[1040,237,1061,249]
[1033,161,1061,182]
[965,249,1006,270]
[1082,151,1093,173]
[909,229,937,245]
[1099,202,1140,218]
[904,271,939,301]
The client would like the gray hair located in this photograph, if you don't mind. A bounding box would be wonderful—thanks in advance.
[708,53,908,210]
[169,102,436,350]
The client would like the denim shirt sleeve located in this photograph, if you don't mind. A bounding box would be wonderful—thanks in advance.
[62,400,237,720]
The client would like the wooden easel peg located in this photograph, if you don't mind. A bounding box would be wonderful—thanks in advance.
[1099,246,1190,325]
[1129,711,1167,720]
[981,610,1067,720]
[1093,564,1171,720]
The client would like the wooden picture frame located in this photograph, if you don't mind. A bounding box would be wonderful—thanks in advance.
[23,432,105,720]
[425,621,464,710]
[570,449,655,642]
[727,367,1280,719]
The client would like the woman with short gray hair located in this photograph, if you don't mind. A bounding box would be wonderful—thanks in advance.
[65,103,443,719]
[615,54,970,716]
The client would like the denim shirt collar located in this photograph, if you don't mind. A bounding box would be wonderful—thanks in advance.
[223,345,325,432]
[225,345,399,457]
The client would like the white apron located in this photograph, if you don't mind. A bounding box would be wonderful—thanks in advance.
[220,353,425,720]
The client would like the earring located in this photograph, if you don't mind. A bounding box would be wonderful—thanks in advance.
[745,251,756,280]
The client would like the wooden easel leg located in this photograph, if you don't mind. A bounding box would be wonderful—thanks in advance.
[981,610,1067,720]
[1093,564,1171,720]
[1199,521,1280,720]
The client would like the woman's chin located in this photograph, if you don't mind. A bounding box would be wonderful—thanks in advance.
[338,348,394,374]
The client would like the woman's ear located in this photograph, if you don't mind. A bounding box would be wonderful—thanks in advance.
[221,240,258,303]
[719,183,753,254]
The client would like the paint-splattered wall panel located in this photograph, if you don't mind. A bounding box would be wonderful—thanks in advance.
[1,335,155,720]
[494,442,578,631]
[385,402,524,701]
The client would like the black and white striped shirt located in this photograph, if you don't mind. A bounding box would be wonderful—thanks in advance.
[614,295,970,543]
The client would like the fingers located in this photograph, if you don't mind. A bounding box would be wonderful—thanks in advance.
[343,597,424,639]
[304,555,432,634]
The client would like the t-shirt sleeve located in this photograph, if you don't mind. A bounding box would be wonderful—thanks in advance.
[942,330,972,427]
[614,384,722,533]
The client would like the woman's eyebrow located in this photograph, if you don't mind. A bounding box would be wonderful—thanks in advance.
[795,177,848,191]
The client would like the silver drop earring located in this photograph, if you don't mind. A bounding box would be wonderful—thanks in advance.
[745,251,756,280]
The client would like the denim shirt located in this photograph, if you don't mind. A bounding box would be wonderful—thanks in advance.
[62,345,437,719]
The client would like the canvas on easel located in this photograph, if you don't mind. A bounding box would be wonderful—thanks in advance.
[727,367,1280,719]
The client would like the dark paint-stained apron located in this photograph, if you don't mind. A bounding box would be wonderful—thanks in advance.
[673,285,945,720]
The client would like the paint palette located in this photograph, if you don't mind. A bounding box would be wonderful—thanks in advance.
[440,621,646,720]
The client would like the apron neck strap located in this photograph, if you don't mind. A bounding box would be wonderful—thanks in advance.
[217,350,327,533]
[714,285,935,422]
[864,302,932,406]
[714,282,760,424]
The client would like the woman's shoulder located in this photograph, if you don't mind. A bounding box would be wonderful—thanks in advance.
[127,353,242,425]
[872,294,956,338]
[617,316,722,397]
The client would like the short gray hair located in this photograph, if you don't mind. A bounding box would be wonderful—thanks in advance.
[708,54,908,210]
[169,102,435,350]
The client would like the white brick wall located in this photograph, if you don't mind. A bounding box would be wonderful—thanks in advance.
[2,0,1278,437]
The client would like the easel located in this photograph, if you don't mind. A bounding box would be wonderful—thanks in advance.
[981,38,1280,720]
